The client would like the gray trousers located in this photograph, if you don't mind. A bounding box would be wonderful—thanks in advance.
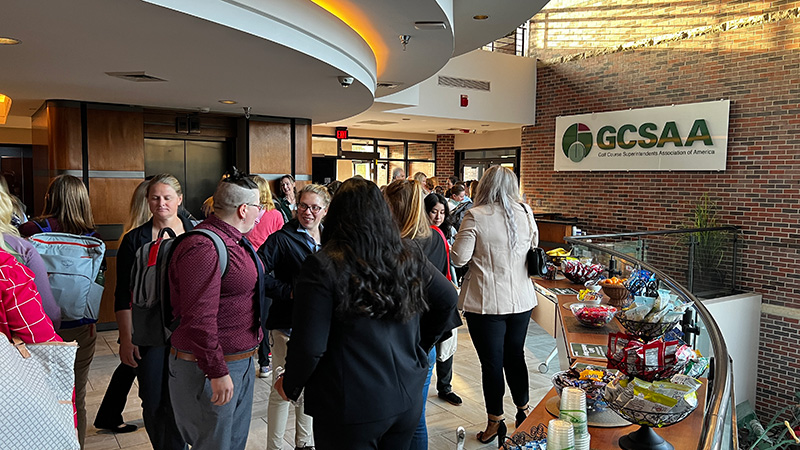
[168,354,255,450]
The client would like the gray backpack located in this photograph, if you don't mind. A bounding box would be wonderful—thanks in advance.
[28,232,106,322]
[129,228,228,346]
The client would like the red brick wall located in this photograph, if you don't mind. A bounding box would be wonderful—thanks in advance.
[531,1,800,61]
[435,134,455,183]
[522,15,800,419]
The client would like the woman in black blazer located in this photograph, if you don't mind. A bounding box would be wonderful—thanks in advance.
[275,177,460,450]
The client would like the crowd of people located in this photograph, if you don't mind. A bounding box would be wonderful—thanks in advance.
[0,165,538,450]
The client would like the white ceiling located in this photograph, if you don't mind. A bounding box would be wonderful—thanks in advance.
[1,0,546,134]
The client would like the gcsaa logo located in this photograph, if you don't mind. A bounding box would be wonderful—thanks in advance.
[562,123,592,163]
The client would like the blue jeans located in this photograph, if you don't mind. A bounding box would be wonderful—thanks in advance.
[168,353,255,450]
[409,348,436,450]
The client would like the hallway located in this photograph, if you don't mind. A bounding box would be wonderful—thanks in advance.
[84,320,558,449]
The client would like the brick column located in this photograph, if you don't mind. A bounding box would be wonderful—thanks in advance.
[435,134,455,185]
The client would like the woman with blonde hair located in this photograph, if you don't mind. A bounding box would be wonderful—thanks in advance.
[93,179,151,434]
[451,166,539,443]
[0,174,27,226]
[19,174,101,448]
[247,175,284,249]
[0,191,60,329]
[383,179,460,450]
[113,173,190,449]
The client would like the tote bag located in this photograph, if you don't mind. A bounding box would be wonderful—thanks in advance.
[0,336,79,450]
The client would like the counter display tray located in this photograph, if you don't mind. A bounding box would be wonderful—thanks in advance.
[545,396,630,428]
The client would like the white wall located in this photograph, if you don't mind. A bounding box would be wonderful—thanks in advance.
[455,128,522,150]
[383,49,536,125]
[696,292,762,407]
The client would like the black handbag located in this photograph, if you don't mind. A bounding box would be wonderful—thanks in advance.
[527,247,548,277]
[521,202,547,277]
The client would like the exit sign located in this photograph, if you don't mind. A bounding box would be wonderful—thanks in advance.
[336,127,348,139]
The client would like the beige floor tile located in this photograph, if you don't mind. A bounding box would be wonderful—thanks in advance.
[88,317,558,449]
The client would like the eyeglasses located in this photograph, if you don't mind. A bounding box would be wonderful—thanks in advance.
[297,202,324,214]
[244,203,264,211]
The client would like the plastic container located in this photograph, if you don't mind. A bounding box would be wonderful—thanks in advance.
[570,303,617,328]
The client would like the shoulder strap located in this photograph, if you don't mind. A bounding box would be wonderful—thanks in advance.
[186,229,229,278]
[34,219,52,233]
[431,226,452,282]
[519,202,535,250]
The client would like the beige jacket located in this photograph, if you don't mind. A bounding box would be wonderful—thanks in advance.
[451,202,539,315]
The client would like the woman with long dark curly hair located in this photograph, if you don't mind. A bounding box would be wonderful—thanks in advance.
[275,177,460,450]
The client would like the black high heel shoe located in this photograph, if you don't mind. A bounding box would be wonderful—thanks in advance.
[515,404,530,428]
[477,417,507,445]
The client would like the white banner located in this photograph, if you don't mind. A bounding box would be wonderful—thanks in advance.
[554,100,729,171]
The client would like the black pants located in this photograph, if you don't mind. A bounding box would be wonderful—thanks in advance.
[464,309,532,416]
[312,400,423,450]
[435,356,454,394]
[95,362,136,426]
[137,345,187,450]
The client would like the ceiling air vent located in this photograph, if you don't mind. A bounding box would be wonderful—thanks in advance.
[438,75,490,91]
[377,81,402,89]
[106,71,168,82]
[357,120,398,125]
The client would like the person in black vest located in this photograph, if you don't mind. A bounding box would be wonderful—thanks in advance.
[259,184,331,450]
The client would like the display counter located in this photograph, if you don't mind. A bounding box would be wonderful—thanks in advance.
[524,277,709,449]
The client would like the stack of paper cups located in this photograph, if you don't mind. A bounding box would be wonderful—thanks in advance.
[560,387,590,450]
[546,419,575,450]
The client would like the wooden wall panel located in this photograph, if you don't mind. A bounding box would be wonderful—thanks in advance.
[98,258,117,324]
[89,178,145,224]
[295,122,312,176]
[87,109,144,171]
[249,121,291,174]
[47,103,82,171]
[143,111,236,139]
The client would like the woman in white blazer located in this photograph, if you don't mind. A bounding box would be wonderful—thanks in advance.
[450,166,539,444]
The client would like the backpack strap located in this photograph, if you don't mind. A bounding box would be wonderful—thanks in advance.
[186,229,229,278]
[34,219,53,233]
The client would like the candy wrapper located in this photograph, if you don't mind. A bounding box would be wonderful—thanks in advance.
[562,260,604,284]
[552,365,616,410]
[606,332,692,381]
[624,270,659,297]
[604,374,703,427]
[618,289,692,324]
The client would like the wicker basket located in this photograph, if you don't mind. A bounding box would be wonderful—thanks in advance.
[601,283,629,307]
[616,316,681,341]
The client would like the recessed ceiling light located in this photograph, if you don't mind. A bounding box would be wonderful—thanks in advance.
[219,100,237,104]
[428,130,435,132]
[473,15,489,20]
[0,37,21,45]
[481,124,490,127]
[402,118,411,121]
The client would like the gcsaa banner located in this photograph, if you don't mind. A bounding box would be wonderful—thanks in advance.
[554,100,729,171]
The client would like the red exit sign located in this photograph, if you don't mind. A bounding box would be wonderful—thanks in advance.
[336,127,348,139]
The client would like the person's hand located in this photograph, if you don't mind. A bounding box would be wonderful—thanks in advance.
[118,339,140,368]
[210,375,234,406]
[274,374,289,401]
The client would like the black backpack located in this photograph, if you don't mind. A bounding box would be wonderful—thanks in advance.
[129,228,228,346]
[450,200,473,231]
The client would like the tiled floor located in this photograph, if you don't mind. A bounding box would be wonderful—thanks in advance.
[85,320,559,450]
